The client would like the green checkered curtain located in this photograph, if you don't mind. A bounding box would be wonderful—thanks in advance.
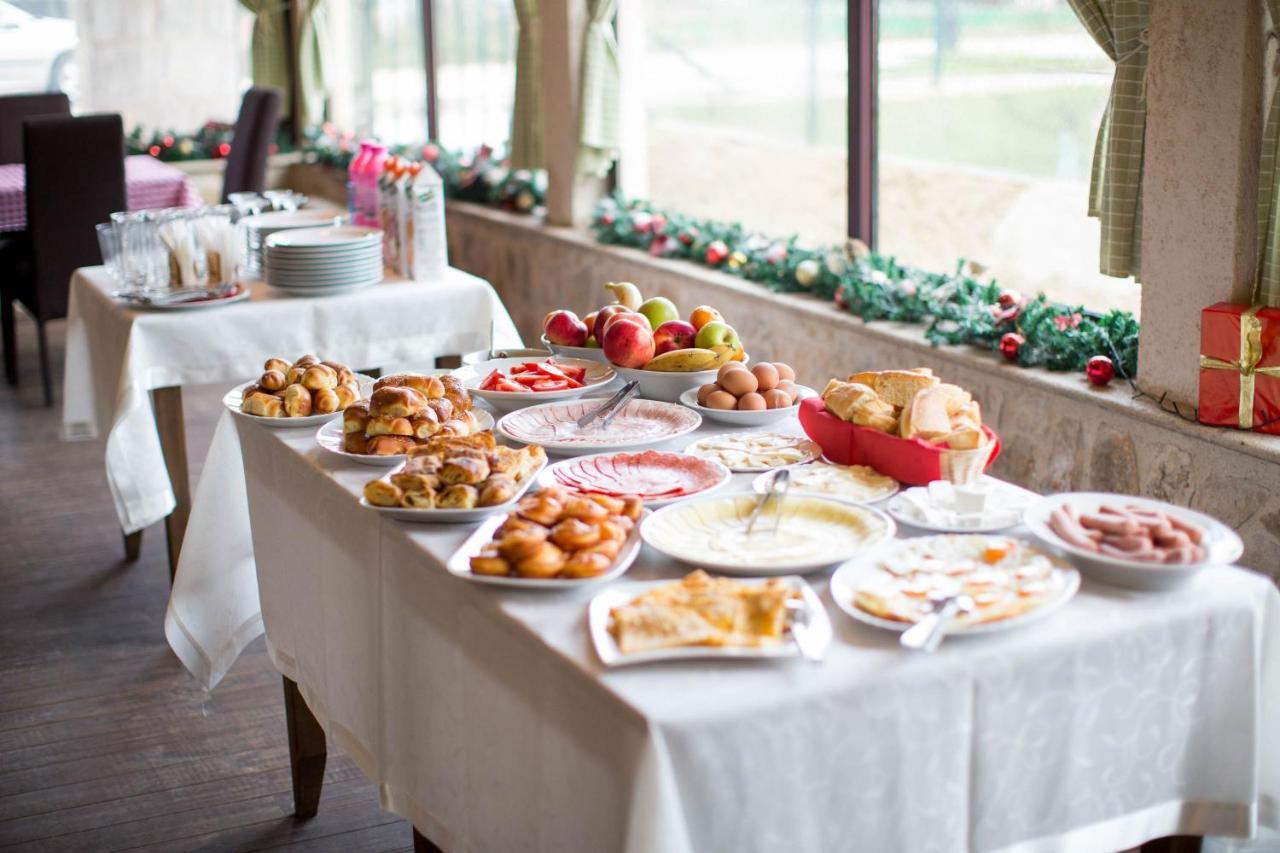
[578,0,619,178]
[510,0,544,169]
[1067,0,1150,280]
[240,0,329,129]
[1257,4,1280,306]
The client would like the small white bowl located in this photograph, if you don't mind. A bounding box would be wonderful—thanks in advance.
[451,356,615,412]
[1023,492,1243,591]
[678,384,816,427]
[613,353,751,403]
[540,334,609,364]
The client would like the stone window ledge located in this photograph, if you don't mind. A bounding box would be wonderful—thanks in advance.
[447,200,1280,471]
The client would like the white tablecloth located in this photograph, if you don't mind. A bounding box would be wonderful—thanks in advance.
[61,266,521,534]
[167,411,1280,853]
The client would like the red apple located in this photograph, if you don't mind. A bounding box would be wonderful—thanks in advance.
[603,317,655,368]
[593,304,632,342]
[652,320,696,355]
[543,309,589,347]
[600,310,648,340]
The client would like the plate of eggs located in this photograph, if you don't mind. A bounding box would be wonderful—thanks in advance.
[679,361,817,426]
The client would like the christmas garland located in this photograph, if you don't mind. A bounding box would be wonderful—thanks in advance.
[127,121,292,162]
[300,125,546,215]
[590,196,1140,379]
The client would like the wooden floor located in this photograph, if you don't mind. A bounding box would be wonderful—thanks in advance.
[0,317,409,851]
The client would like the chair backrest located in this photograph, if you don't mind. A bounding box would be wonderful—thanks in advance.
[0,92,71,164]
[221,87,282,202]
[24,113,125,321]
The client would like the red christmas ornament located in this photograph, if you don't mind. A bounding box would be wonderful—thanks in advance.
[600,212,616,226]
[1086,355,1115,386]
[997,289,1022,308]
[162,134,174,147]
[422,143,440,162]
[216,142,231,157]
[705,240,729,266]
[764,243,788,265]
[630,212,654,233]
[833,286,848,310]
[678,226,698,246]
[999,332,1024,361]
[148,145,161,157]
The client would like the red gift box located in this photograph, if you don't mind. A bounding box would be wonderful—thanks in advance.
[798,396,1001,485]
[1198,302,1280,435]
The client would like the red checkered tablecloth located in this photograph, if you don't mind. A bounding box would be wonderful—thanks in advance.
[0,154,204,232]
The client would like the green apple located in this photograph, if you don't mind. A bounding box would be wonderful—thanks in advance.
[638,296,678,330]
[694,320,740,351]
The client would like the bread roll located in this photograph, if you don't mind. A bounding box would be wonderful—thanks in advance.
[363,479,403,507]
[312,387,341,414]
[437,484,479,509]
[425,397,453,422]
[343,432,369,454]
[366,435,415,455]
[848,369,940,409]
[366,415,414,437]
[285,366,306,386]
[410,412,440,439]
[343,401,371,434]
[902,384,972,441]
[440,376,472,412]
[821,380,878,421]
[241,391,283,418]
[369,386,425,418]
[283,384,313,417]
[440,456,490,485]
[264,357,290,375]
[334,382,360,408]
[259,369,287,391]
[302,364,338,391]
[293,354,319,368]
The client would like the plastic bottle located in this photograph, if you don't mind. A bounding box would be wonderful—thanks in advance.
[410,159,448,282]
[346,141,371,220]
[355,141,387,227]
[379,156,401,269]
[397,161,422,278]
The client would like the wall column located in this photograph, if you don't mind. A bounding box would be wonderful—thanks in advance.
[1137,0,1265,403]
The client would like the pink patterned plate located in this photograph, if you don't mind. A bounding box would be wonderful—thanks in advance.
[538,450,731,507]
[496,398,702,454]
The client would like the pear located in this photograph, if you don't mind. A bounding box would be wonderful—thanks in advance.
[604,281,643,310]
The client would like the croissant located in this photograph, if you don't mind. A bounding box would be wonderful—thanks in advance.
[363,479,403,507]
[391,471,440,493]
[440,375,472,412]
[370,386,425,419]
[293,354,320,368]
[285,366,306,386]
[259,369,287,392]
[241,390,283,418]
[334,382,360,409]
[343,402,371,434]
[436,483,479,509]
[425,397,453,423]
[366,416,414,437]
[283,384,313,418]
[402,489,437,509]
[477,474,518,507]
[366,435,415,456]
[263,357,290,375]
[312,387,341,414]
[440,456,490,485]
[302,364,338,391]
[410,411,440,439]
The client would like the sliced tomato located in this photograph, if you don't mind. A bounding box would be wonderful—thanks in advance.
[559,365,587,383]
[495,377,529,392]
[531,378,571,392]
[511,372,543,386]
[479,369,505,391]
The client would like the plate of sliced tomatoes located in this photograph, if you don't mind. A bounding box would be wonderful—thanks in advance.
[453,356,617,411]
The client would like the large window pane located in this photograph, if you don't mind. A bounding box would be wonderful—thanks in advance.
[877,0,1136,313]
[434,0,516,152]
[326,0,427,144]
[631,0,848,244]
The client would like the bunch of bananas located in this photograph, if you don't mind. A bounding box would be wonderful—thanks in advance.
[644,345,737,372]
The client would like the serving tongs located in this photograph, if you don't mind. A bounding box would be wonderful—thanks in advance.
[574,380,639,430]
[744,468,791,535]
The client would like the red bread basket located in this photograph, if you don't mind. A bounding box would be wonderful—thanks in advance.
[798,396,1000,486]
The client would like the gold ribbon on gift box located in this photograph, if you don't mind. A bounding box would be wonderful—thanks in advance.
[1199,305,1280,429]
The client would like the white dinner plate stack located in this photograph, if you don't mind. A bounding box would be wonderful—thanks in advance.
[239,209,345,277]
[263,226,385,295]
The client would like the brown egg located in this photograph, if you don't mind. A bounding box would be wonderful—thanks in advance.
[717,362,748,383]
[705,390,738,410]
[696,383,719,406]
[737,392,766,411]
[719,368,758,397]
[776,379,800,404]
[763,388,792,409]
[773,362,796,381]
[750,362,780,392]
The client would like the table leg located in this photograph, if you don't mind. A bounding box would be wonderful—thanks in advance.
[413,828,444,853]
[151,386,190,582]
[282,676,327,818]
[1137,837,1201,853]
[122,530,142,561]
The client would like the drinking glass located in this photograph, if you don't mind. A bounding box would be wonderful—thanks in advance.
[111,211,162,292]
[95,222,122,283]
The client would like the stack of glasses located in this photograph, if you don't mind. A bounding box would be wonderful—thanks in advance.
[97,206,241,294]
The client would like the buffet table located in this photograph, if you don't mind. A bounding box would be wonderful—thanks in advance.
[61,265,520,572]
[167,408,1280,853]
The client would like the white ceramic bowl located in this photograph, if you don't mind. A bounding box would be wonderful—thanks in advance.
[1022,492,1243,591]
[540,334,609,363]
[451,356,616,412]
[678,384,816,427]
[612,353,751,403]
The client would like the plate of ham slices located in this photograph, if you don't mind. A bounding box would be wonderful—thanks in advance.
[537,450,732,508]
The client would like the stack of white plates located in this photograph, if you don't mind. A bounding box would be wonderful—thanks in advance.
[240,210,345,277]
[263,226,384,295]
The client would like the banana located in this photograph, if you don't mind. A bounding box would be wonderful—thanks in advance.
[604,281,643,310]
[645,348,719,372]
[708,345,737,368]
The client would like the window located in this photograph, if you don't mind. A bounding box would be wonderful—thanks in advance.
[326,0,429,144]
[876,0,1136,313]
[0,1,77,103]
[433,0,516,152]
[624,0,849,245]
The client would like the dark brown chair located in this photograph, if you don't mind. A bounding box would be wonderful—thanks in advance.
[0,92,71,164]
[221,87,282,202]
[2,113,125,405]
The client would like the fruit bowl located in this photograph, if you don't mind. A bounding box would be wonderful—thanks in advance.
[613,353,750,403]
[678,384,816,426]
[798,396,1000,485]
[540,335,609,364]
[452,356,615,412]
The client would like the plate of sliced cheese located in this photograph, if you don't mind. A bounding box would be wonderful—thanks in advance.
[589,570,831,666]
[682,431,821,472]
[753,460,898,505]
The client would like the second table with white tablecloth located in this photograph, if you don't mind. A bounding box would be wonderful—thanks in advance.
[166,405,1280,853]
[60,266,521,565]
